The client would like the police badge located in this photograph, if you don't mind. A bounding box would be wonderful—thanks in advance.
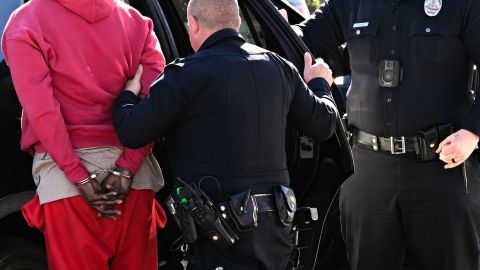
[424,0,442,17]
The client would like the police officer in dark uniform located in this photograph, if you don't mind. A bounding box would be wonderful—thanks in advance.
[291,0,480,269]
[113,0,338,269]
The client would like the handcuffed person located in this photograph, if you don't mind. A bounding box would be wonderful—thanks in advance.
[2,0,167,269]
[113,0,338,269]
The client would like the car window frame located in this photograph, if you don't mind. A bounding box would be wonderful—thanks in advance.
[129,0,181,62]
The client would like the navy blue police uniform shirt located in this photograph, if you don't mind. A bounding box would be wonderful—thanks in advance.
[114,29,338,196]
[295,0,480,137]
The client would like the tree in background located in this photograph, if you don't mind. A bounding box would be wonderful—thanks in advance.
[305,0,321,12]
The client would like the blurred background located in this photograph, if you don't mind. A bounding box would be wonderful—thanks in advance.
[287,0,321,17]
[305,0,321,11]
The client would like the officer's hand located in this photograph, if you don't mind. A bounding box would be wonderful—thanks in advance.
[124,64,143,96]
[436,129,479,169]
[102,167,133,201]
[78,180,122,219]
[303,53,333,86]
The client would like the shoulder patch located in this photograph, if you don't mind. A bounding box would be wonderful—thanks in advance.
[166,58,187,69]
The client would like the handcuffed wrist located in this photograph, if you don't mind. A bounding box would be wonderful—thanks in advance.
[74,167,134,189]
[111,168,134,181]
[74,170,105,188]
[74,176,92,187]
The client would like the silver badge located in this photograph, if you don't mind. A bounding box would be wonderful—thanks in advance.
[424,0,442,17]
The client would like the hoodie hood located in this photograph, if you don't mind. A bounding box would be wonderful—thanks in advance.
[56,0,116,23]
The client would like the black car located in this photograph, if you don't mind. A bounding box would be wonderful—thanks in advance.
[0,0,354,269]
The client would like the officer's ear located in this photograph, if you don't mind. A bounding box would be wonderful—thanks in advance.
[187,15,200,35]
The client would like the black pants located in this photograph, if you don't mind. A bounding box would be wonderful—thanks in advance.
[340,143,480,270]
[187,212,293,270]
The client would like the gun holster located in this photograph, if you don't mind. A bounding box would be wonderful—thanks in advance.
[274,185,297,226]
[227,190,258,232]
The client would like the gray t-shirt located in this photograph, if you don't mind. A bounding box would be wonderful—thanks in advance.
[32,147,164,204]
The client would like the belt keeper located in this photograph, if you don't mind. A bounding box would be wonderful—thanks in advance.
[413,137,421,155]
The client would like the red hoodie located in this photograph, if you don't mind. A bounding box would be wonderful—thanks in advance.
[2,0,165,182]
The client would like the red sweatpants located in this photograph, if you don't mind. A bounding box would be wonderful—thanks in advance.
[22,190,166,270]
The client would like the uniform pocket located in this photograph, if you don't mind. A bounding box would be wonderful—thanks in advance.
[346,21,380,68]
[409,21,463,66]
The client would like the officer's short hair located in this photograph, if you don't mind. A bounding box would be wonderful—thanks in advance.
[187,0,241,30]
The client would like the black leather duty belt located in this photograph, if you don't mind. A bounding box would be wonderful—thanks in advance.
[218,194,276,214]
[253,194,276,212]
[354,130,419,155]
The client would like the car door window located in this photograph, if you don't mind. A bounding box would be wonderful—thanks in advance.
[168,0,261,47]
[240,4,267,48]
[156,0,286,57]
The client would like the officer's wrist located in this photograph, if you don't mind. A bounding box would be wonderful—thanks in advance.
[307,77,331,94]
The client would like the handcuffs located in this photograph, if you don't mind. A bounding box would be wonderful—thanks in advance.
[74,168,133,187]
